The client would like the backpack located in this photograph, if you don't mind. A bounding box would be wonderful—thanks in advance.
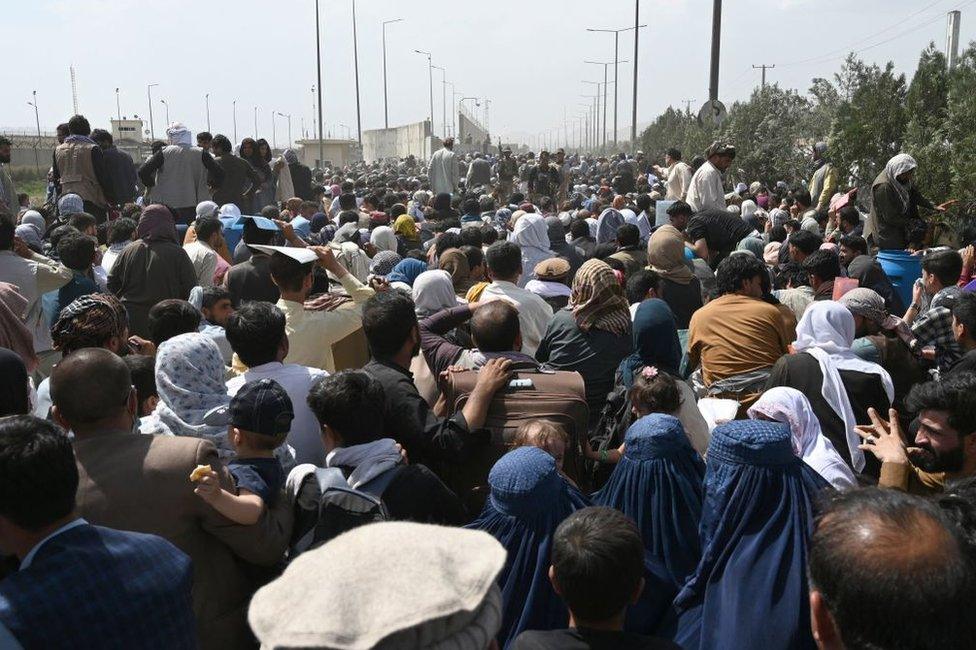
[588,382,634,488]
[439,364,589,512]
[286,464,398,559]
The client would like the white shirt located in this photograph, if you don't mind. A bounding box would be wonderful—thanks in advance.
[183,240,219,287]
[479,280,554,357]
[100,242,129,275]
[665,161,693,201]
[685,161,726,212]
[226,361,329,467]
[0,250,72,353]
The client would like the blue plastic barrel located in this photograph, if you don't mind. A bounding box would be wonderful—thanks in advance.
[877,250,922,309]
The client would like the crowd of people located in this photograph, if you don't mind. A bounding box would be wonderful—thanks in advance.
[2,115,976,649]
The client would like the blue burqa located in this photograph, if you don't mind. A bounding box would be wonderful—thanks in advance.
[618,299,682,388]
[670,420,828,650]
[593,414,705,590]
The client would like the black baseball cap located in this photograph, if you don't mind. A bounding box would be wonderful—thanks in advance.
[203,378,294,436]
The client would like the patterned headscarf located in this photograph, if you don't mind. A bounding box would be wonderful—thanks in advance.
[369,250,402,276]
[570,259,632,336]
[51,293,129,356]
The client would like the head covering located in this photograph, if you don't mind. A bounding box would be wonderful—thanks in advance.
[334,222,360,244]
[748,387,858,490]
[593,414,705,588]
[749,181,763,195]
[736,235,765,258]
[369,250,402,276]
[166,123,192,147]
[50,293,129,357]
[793,301,895,472]
[769,207,789,228]
[534,257,570,282]
[58,193,84,216]
[0,348,31,417]
[884,153,917,210]
[672,420,825,650]
[838,287,901,330]
[763,241,782,266]
[570,259,632,337]
[310,212,329,234]
[619,299,681,388]
[740,199,760,229]
[493,208,512,231]
[195,200,219,219]
[647,225,694,284]
[249,522,505,650]
[386,258,427,287]
[544,216,569,251]
[0,283,38,373]
[19,210,46,233]
[136,204,177,243]
[412,270,460,318]
[595,207,625,244]
[15,224,42,251]
[219,203,242,220]
[150,333,231,452]
[283,149,299,165]
[438,248,474,296]
[432,192,452,212]
[511,213,551,254]
[290,216,312,239]
[464,447,589,647]
[370,226,398,253]
[705,141,735,158]
[394,215,419,241]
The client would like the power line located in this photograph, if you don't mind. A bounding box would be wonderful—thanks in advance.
[752,63,775,87]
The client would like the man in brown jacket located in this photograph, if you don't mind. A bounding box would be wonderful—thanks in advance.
[52,115,116,223]
[50,349,292,649]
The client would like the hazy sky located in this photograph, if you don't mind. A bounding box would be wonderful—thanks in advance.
[3,0,973,145]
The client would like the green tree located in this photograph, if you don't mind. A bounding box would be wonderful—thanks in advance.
[903,44,950,202]
[805,77,840,143]
[638,106,714,166]
[718,84,813,187]
[828,54,908,188]
[948,44,976,205]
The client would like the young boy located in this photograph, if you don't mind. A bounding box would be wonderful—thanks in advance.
[52,232,100,323]
[123,355,160,434]
[191,378,293,525]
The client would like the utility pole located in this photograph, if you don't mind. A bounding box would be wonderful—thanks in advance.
[160,99,169,126]
[205,93,211,131]
[382,18,404,129]
[28,92,40,172]
[587,26,643,149]
[709,0,722,102]
[147,83,158,141]
[752,63,775,88]
[414,50,434,139]
[947,11,962,71]
[315,0,325,167]
[253,106,258,138]
[631,0,640,150]
[682,99,696,115]
[278,113,292,148]
[272,111,277,150]
[115,88,121,121]
[352,0,362,145]
[433,65,446,139]
[233,100,238,143]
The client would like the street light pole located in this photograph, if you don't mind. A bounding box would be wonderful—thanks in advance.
[160,99,169,126]
[147,83,158,140]
[587,27,643,148]
[28,92,40,171]
[278,113,292,148]
[205,93,211,131]
[432,65,446,139]
[272,111,277,150]
[352,0,362,145]
[115,88,121,121]
[414,49,434,138]
[233,100,238,143]
[381,18,403,130]
[585,60,627,151]
[315,0,325,167]
[631,0,640,149]
[253,106,258,138]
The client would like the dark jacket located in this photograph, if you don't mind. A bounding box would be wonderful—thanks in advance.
[213,154,263,211]
[107,240,197,337]
[867,170,934,250]
[289,162,314,201]
[224,252,280,307]
[101,145,139,205]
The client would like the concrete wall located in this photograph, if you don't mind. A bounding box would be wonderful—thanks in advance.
[294,139,360,169]
[362,119,440,163]
[457,110,488,154]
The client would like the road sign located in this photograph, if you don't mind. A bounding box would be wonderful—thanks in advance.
[698,99,728,128]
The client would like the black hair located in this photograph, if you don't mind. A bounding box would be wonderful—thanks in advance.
[50,348,132,425]
[551,507,645,622]
[666,147,682,160]
[480,224,498,246]
[68,212,96,233]
[91,128,112,146]
[0,416,77,530]
[307,371,385,446]
[67,114,91,136]
[462,198,480,215]
[361,291,418,359]
[808,488,976,650]
[768,225,787,244]
[595,244,620,262]
[636,194,652,213]
[56,232,96,271]
[922,249,964,288]
[779,261,809,289]
[338,193,358,211]
[838,205,860,228]
[268,253,314,293]
[792,188,812,208]
[716,253,765,296]
[201,285,231,311]
[616,223,640,247]
[194,216,222,242]
[338,210,359,226]
[459,226,484,249]
[211,134,232,154]
[787,229,822,255]
[906,374,976,437]
[486,241,522,281]
[147,299,201,348]
[470,301,520,352]
[570,219,591,239]
[435,232,463,258]
[839,234,868,256]
[666,201,692,218]
[196,131,213,143]
[802,249,841,283]
[626,269,661,304]
[629,371,682,414]
[123,355,157,417]
[225,301,286,368]
[953,294,976,341]
[108,217,137,244]
[461,244,484,271]
[261,205,281,220]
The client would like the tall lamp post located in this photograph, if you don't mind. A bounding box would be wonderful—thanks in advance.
[432,65,446,139]
[414,49,434,137]
[586,25,644,148]
[351,0,362,145]
[160,99,169,126]
[27,92,41,171]
[205,93,211,131]
[581,82,601,151]
[381,18,403,129]
[446,82,459,138]
[584,60,626,150]
[314,0,325,168]
[115,88,121,121]
[253,106,258,138]
[277,113,292,149]
[232,100,238,143]
[631,0,641,150]
[147,83,158,140]
[271,111,277,150]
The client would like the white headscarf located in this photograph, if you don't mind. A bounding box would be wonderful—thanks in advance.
[741,200,758,220]
[884,153,918,210]
[511,213,551,253]
[793,301,894,472]
[748,387,858,490]
[196,201,219,218]
[412,270,462,318]
[370,226,398,253]
[166,122,192,147]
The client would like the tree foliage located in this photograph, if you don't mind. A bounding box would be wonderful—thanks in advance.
[903,44,950,201]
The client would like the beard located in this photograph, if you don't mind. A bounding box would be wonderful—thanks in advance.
[913,442,965,473]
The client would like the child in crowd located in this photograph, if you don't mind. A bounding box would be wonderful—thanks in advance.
[512,419,570,472]
[123,355,159,434]
[52,232,100,324]
[191,378,293,525]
